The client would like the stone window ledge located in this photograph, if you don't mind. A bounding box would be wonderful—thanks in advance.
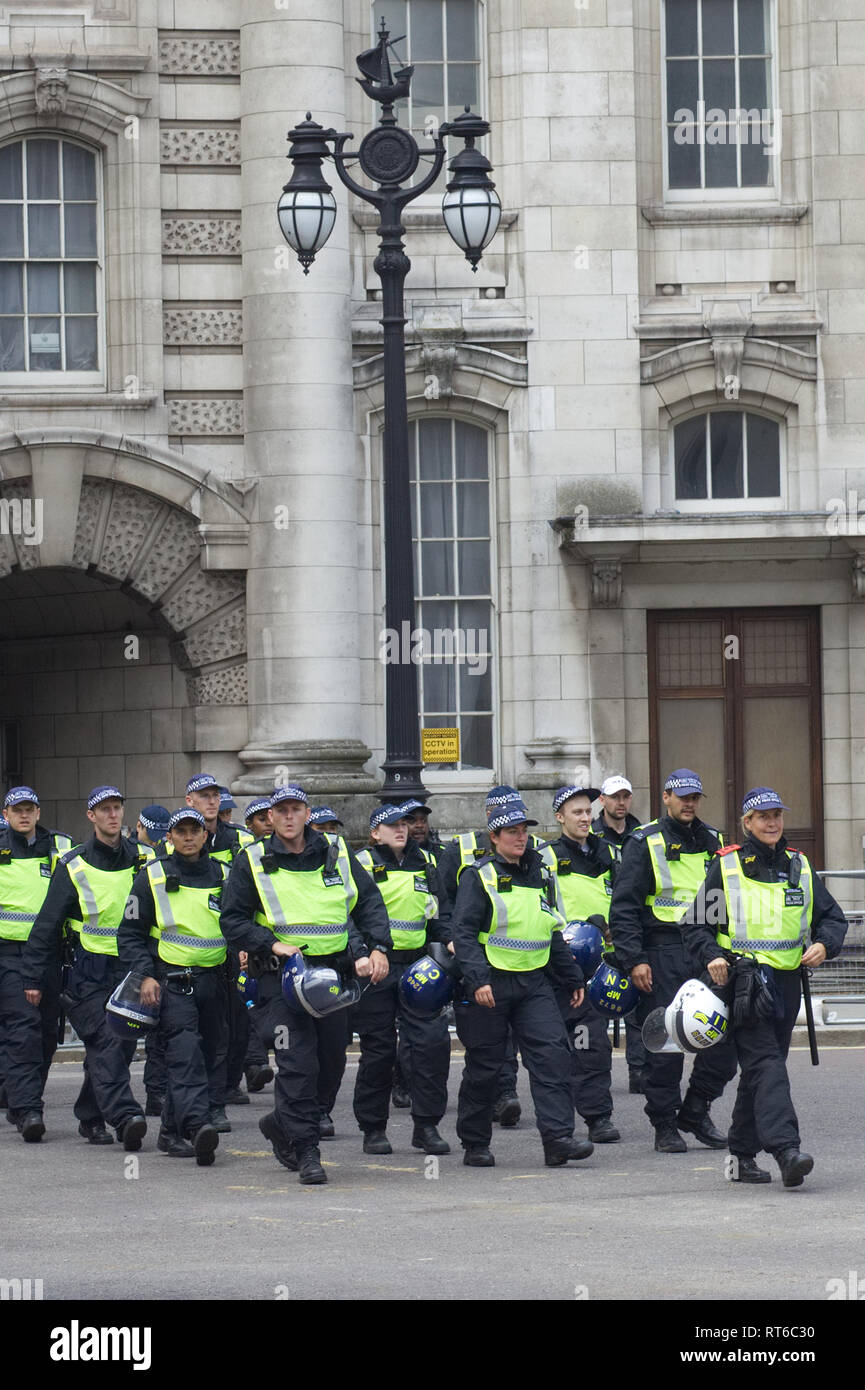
[641,203,809,227]
[0,392,157,409]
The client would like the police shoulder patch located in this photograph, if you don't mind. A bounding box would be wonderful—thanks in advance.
[716,844,741,856]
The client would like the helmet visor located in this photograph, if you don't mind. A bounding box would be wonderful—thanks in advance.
[642,1007,682,1054]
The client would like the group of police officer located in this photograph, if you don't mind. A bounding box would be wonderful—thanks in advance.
[0,766,846,1187]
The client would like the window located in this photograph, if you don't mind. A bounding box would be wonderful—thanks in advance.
[674,411,781,502]
[372,1,482,189]
[664,0,776,196]
[409,417,494,771]
[0,137,101,380]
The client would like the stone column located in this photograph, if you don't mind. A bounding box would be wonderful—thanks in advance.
[237,0,375,794]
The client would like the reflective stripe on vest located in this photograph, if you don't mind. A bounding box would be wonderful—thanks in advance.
[148,859,227,967]
[538,844,612,924]
[356,847,437,950]
[645,832,716,922]
[0,858,50,941]
[476,861,562,972]
[246,834,356,956]
[717,850,813,970]
[67,855,139,957]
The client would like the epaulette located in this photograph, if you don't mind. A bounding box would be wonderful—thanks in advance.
[716,844,741,856]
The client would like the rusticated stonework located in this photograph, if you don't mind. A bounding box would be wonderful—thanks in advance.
[162,307,242,346]
[132,508,201,603]
[187,664,248,706]
[160,568,245,632]
[161,217,241,256]
[168,399,244,435]
[183,606,246,667]
[160,127,240,165]
[158,36,241,76]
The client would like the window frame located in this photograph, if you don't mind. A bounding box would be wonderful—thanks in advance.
[661,0,781,203]
[370,0,488,202]
[669,407,786,511]
[0,134,106,389]
[380,412,498,782]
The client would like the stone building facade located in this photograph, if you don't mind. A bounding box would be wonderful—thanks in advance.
[0,0,863,882]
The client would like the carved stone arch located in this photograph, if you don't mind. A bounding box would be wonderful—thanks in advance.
[0,69,149,142]
[0,434,250,708]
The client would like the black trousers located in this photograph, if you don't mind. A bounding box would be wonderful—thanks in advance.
[351,958,450,1130]
[728,965,802,1157]
[257,963,349,1149]
[143,1027,167,1098]
[555,985,613,1122]
[159,967,228,1138]
[494,1027,519,1099]
[225,983,268,1089]
[624,1013,647,1073]
[455,969,575,1148]
[66,950,139,1131]
[634,940,737,1125]
[0,942,60,1116]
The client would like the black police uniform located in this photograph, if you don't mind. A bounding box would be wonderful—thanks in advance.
[611,814,737,1139]
[591,810,646,1084]
[220,826,391,1158]
[129,835,169,1111]
[683,835,847,1162]
[348,840,451,1142]
[544,831,618,1126]
[22,834,150,1139]
[451,843,584,1153]
[0,823,67,1126]
[119,849,229,1144]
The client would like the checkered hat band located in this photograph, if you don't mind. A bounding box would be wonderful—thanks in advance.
[186,775,218,793]
[168,809,206,829]
[87,787,124,809]
[245,799,272,818]
[270,785,309,806]
[3,786,39,808]
[487,807,530,831]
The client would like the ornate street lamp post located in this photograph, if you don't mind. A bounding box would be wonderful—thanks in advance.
[277,23,501,801]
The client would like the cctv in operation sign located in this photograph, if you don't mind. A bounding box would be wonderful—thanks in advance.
[421,728,460,764]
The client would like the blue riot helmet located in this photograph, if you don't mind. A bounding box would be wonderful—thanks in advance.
[236,968,258,1008]
[587,960,639,1017]
[105,971,160,1039]
[281,953,362,1018]
[399,953,454,1013]
[562,921,604,979]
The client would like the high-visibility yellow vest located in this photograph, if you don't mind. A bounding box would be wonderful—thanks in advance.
[147,859,228,967]
[717,848,813,971]
[67,853,148,957]
[164,829,252,865]
[0,832,72,941]
[244,834,357,956]
[476,861,564,972]
[452,831,542,883]
[644,828,721,922]
[356,847,437,950]
[539,843,612,924]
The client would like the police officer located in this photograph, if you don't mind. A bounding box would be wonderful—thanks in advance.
[120,807,229,1165]
[400,799,447,862]
[610,769,737,1153]
[224,799,276,1106]
[22,786,149,1149]
[184,775,253,866]
[451,797,594,1168]
[128,806,170,1115]
[220,784,391,1185]
[244,798,274,842]
[134,805,170,854]
[683,787,847,1186]
[0,787,72,1141]
[591,776,646,1094]
[307,806,344,835]
[351,804,451,1156]
[541,786,620,1143]
[217,788,241,827]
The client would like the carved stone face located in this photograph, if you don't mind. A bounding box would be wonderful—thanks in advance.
[35,68,69,116]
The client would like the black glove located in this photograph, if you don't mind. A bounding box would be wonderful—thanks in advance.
[731,956,774,1027]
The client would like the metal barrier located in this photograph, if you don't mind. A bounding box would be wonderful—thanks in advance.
[816,872,865,995]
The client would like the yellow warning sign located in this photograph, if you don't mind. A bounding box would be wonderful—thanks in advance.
[422,728,460,764]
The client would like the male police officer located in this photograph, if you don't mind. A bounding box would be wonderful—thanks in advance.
[134,806,170,854]
[451,797,593,1168]
[220,784,391,1184]
[591,776,646,1093]
[400,799,447,862]
[225,798,276,1105]
[351,804,451,1156]
[0,787,71,1141]
[120,807,228,1165]
[541,786,620,1143]
[184,774,253,866]
[307,807,344,835]
[610,769,737,1153]
[22,786,149,1149]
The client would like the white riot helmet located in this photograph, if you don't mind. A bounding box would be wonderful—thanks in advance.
[642,979,729,1055]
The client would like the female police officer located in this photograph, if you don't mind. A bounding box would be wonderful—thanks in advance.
[451,797,593,1168]
[682,787,847,1187]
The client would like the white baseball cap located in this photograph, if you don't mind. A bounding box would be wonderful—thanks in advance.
[601,775,632,796]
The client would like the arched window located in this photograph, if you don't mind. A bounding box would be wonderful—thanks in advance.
[674,409,781,501]
[0,136,101,379]
[409,417,494,772]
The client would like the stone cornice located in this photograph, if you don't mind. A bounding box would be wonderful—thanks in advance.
[0,391,157,409]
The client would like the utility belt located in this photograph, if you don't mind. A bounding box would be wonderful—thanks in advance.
[161,964,225,995]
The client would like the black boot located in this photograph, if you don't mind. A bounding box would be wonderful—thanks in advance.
[774,1148,814,1188]
[463,1145,495,1167]
[544,1137,594,1166]
[157,1128,194,1157]
[18,1111,46,1143]
[492,1093,521,1127]
[245,1064,274,1093]
[296,1144,327,1185]
[391,1081,411,1109]
[654,1120,687,1153]
[728,1154,771,1184]
[225,1086,250,1106]
[319,1113,335,1139]
[145,1092,165,1117]
[78,1120,114,1145]
[259,1112,297,1171]
[363,1130,392,1155]
[587,1116,620,1144]
[412,1123,450,1155]
[192,1123,219,1167]
[119,1113,147,1152]
[209,1106,231,1134]
[678,1092,726,1149]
